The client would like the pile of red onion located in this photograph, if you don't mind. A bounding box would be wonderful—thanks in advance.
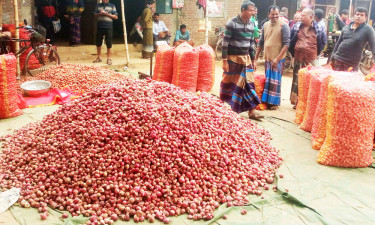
[17,64,129,94]
[1,79,282,224]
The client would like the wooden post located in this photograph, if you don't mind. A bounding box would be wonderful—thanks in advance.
[205,5,209,44]
[14,0,20,78]
[121,0,130,66]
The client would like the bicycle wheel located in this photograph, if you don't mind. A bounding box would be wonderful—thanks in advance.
[283,51,292,73]
[25,46,60,76]
[215,39,223,61]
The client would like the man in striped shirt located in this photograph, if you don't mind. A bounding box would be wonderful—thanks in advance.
[93,0,118,65]
[220,1,263,120]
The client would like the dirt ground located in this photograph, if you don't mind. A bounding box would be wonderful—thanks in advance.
[2,45,374,225]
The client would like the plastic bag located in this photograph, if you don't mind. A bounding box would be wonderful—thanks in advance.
[294,67,309,124]
[172,43,199,92]
[300,69,331,132]
[317,79,375,168]
[52,19,61,33]
[152,45,175,83]
[254,73,267,110]
[0,188,20,213]
[0,54,23,119]
[196,44,215,92]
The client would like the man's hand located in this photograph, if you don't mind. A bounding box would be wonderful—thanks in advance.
[271,58,279,69]
[222,60,229,72]
[329,60,334,69]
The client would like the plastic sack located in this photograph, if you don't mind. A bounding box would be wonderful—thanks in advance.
[311,72,363,150]
[172,43,199,92]
[0,54,23,119]
[152,45,175,83]
[196,44,215,92]
[0,188,20,213]
[364,72,375,148]
[2,24,16,54]
[254,73,267,110]
[311,75,333,150]
[295,67,310,124]
[300,69,331,132]
[316,79,375,168]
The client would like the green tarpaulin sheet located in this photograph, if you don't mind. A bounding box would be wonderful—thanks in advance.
[2,111,375,225]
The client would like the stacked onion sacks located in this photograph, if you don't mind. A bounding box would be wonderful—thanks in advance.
[0,79,282,224]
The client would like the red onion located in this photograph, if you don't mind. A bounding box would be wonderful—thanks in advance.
[0,79,282,224]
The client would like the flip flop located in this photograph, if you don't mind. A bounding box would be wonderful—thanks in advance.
[93,58,102,63]
[268,106,278,110]
[248,111,264,121]
[107,59,112,65]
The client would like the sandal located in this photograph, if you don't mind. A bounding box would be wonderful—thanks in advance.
[268,105,278,110]
[293,105,297,109]
[93,58,102,63]
[107,59,112,65]
[248,111,264,121]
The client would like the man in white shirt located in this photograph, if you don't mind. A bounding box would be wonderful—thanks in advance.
[153,13,171,47]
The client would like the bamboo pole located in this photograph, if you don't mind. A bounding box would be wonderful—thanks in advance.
[205,4,208,44]
[121,0,130,66]
[14,0,20,78]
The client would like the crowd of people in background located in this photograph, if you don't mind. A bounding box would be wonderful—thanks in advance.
[139,0,195,58]
[31,0,374,120]
[220,0,375,121]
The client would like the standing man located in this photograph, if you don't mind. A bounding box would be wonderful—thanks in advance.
[289,8,327,107]
[251,7,260,39]
[330,7,375,72]
[153,13,171,47]
[93,0,118,65]
[141,0,155,58]
[280,7,289,24]
[37,0,59,43]
[314,8,326,32]
[255,5,290,110]
[340,9,351,25]
[64,0,84,46]
[220,1,263,120]
[289,13,301,28]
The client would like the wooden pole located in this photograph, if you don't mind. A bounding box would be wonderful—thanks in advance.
[121,0,130,66]
[14,0,20,78]
[205,4,208,44]
[368,0,372,24]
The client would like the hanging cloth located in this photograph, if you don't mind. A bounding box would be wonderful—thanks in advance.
[196,0,207,11]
